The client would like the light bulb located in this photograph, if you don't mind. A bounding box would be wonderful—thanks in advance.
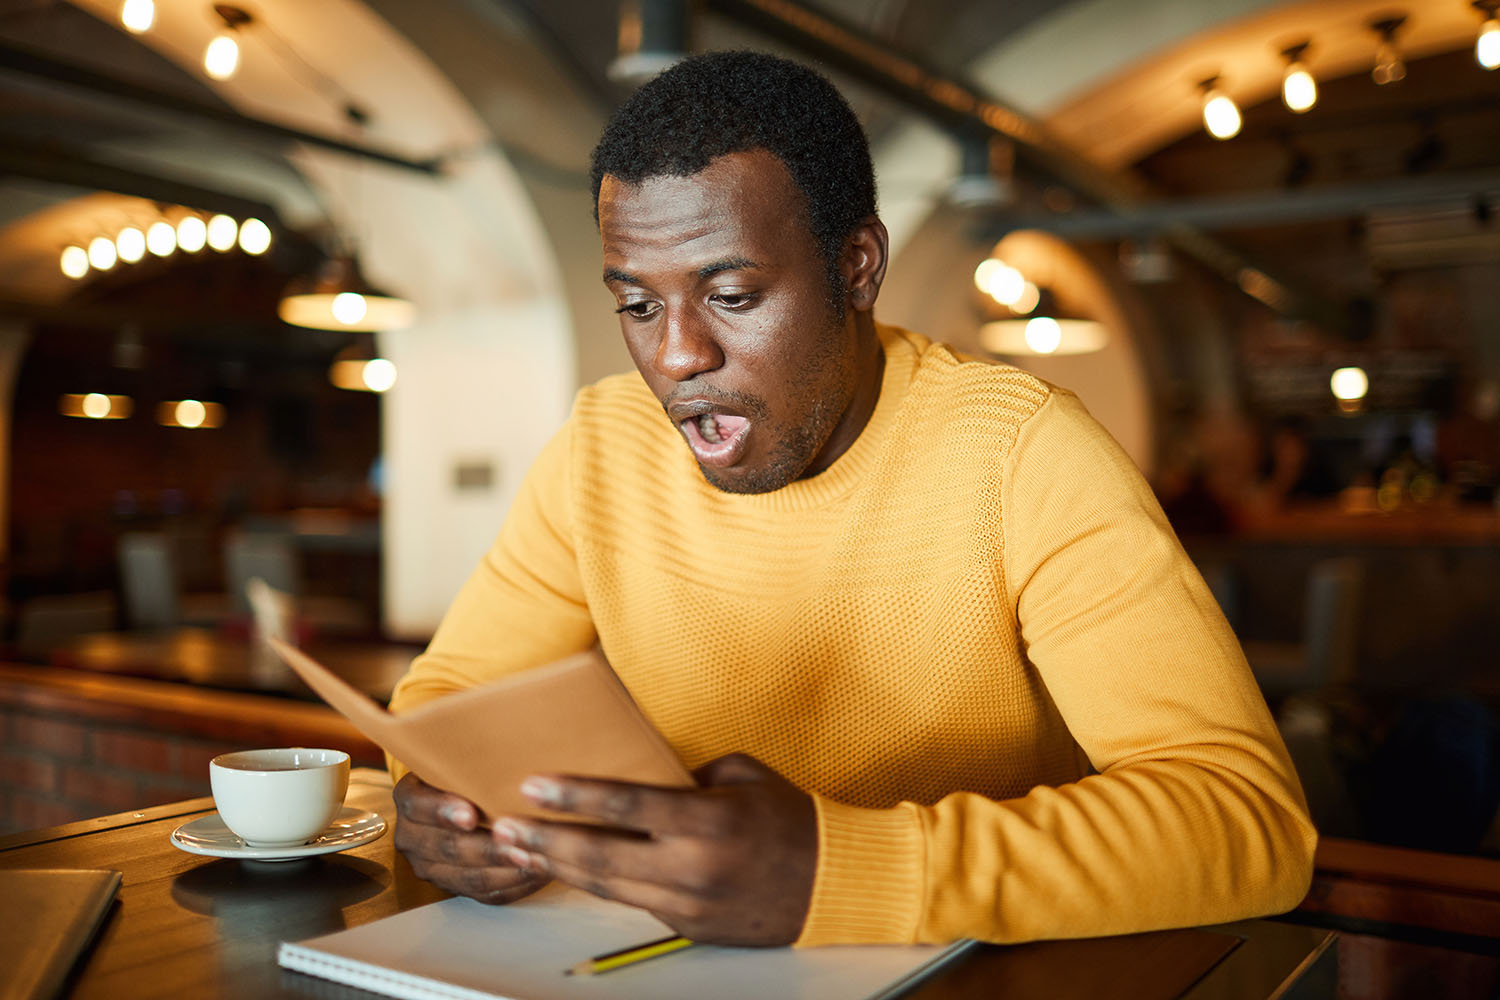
[1282,64,1317,113]
[204,32,239,80]
[88,236,117,271]
[146,221,176,257]
[60,245,89,279]
[175,399,207,429]
[1012,281,1040,314]
[238,218,271,255]
[120,0,154,33]
[177,215,207,253]
[1373,42,1405,85]
[82,393,112,419]
[1330,367,1369,402]
[1202,90,1242,140]
[206,214,238,251]
[981,262,1026,306]
[1480,19,1500,70]
[973,259,1004,293]
[1023,317,1062,355]
[331,292,368,325]
[361,359,398,393]
[116,225,146,263]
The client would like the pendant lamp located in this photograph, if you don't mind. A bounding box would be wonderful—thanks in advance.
[278,255,415,332]
[980,289,1108,357]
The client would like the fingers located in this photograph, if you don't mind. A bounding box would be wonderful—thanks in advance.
[494,817,706,894]
[533,853,697,925]
[520,775,727,838]
[415,860,545,905]
[692,752,772,786]
[396,815,512,870]
[394,772,482,831]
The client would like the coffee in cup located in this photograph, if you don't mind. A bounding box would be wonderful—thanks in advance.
[209,748,350,848]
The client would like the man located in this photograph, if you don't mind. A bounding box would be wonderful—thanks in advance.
[390,51,1316,948]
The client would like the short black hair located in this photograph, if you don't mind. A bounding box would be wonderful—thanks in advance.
[590,50,876,286]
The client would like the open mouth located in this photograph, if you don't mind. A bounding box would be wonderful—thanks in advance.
[680,412,751,467]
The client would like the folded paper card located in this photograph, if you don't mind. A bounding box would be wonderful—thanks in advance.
[267,638,694,824]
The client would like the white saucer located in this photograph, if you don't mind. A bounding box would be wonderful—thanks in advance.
[171,806,387,862]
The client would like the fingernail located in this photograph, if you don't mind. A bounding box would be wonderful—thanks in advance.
[439,803,472,826]
[493,819,522,846]
[520,776,560,806]
[501,845,531,869]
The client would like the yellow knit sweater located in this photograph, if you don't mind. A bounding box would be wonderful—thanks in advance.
[390,324,1316,946]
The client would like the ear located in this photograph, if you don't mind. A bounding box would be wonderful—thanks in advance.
[841,216,889,313]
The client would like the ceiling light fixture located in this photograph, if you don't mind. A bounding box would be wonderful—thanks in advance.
[1370,15,1407,85]
[120,0,154,34]
[1331,366,1369,413]
[1198,76,1242,140]
[979,289,1108,357]
[60,245,89,279]
[607,0,688,85]
[238,217,272,255]
[949,133,1015,208]
[60,393,134,420]
[146,220,177,257]
[279,256,416,332]
[328,342,398,393]
[158,399,225,429]
[206,213,239,251]
[974,258,1026,306]
[88,236,117,271]
[1477,1,1500,69]
[176,214,207,253]
[116,225,146,263]
[1280,43,1317,113]
[204,4,252,81]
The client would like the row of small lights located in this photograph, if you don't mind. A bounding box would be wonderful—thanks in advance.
[59,394,226,427]
[1198,5,1500,140]
[60,213,272,280]
[58,357,396,427]
[58,354,397,426]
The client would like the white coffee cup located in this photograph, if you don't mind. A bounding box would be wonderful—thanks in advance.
[209,748,350,848]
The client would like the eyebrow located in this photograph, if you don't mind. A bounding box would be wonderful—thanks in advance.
[602,257,761,286]
[697,256,759,279]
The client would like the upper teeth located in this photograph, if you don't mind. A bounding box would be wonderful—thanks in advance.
[698,414,721,442]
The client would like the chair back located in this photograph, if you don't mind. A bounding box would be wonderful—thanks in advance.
[1302,557,1364,688]
[118,532,180,628]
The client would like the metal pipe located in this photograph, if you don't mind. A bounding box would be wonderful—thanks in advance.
[0,139,283,223]
[990,170,1500,240]
[0,41,443,176]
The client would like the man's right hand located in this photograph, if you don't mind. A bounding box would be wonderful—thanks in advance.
[392,772,550,904]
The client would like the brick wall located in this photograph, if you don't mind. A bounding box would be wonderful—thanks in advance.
[0,664,383,836]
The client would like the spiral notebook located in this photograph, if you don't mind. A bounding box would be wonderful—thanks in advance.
[278,883,974,1000]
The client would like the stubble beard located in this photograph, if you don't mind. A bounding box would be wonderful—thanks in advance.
[698,312,855,496]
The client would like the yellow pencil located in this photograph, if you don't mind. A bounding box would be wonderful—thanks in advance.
[566,934,695,976]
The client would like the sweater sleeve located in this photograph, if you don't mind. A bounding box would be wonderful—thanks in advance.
[385,418,597,777]
[797,390,1315,945]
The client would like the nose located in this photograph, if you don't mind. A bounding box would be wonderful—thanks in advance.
[653,307,724,383]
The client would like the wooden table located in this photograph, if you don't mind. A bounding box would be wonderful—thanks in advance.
[0,771,1334,1000]
[48,628,422,702]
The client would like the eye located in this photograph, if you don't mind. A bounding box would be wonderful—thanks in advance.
[711,291,757,311]
[615,300,661,320]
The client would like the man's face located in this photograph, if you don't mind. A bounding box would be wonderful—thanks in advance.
[598,150,864,494]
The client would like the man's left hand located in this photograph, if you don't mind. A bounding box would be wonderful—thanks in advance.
[492,752,817,946]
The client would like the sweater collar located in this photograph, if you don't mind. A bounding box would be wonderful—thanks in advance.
[705,323,918,512]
